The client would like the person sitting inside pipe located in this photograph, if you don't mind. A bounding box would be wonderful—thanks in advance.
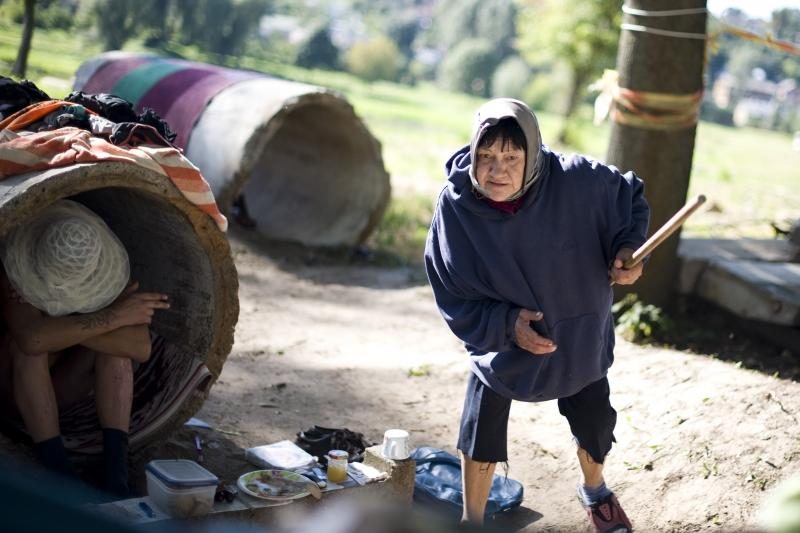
[0,199,169,496]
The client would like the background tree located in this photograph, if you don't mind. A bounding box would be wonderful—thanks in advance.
[517,0,622,143]
[295,25,339,69]
[172,0,271,58]
[11,0,35,78]
[437,38,499,96]
[606,0,707,307]
[491,55,532,99]
[92,0,141,50]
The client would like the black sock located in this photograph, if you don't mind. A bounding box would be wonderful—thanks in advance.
[34,435,75,477]
[102,428,129,497]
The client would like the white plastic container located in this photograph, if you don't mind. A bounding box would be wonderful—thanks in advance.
[145,459,219,518]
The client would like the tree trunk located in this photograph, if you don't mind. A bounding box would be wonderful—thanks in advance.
[606,0,707,307]
[11,0,36,78]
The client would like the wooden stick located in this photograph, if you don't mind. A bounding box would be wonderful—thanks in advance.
[623,194,707,268]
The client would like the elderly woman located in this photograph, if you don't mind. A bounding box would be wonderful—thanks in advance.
[0,199,169,496]
[424,98,649,532]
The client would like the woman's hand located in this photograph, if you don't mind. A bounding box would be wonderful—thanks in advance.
[609,248,643,285]
[514,309,557,355]
[108,281,170,328]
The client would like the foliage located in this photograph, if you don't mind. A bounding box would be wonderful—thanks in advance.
[345,35,403,82]
[295,25,339,70]
[709,8,800,85]
[521,66,569,114]
[700,101,734,127]
[88,0,272,55]
[491,55,532,99]
[437,38,498,97]
[432,0,516,57]
[431,0,480,51]
[517,0,621,123]
[171,0,271,56]
[612,293,672,342]
[91,0,147,50]
[387,14,419,60]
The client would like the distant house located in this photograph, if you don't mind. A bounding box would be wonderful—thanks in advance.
[712,71,800,128]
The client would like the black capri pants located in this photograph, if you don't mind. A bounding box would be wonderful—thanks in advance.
[457,371,617,464]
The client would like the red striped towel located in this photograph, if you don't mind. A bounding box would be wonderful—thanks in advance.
[0,103,227,232]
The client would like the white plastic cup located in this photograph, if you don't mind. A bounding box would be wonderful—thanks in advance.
[381,429,410,460]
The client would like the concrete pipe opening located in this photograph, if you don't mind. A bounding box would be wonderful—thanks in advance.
[74,53,391,248]
[0,162,238,454]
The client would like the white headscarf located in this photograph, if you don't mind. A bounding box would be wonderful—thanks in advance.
[469,98,545,201]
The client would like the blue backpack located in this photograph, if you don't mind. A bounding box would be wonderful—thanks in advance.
[411,447,524,519]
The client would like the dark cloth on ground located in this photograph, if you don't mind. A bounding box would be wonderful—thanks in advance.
[296,426,374,464]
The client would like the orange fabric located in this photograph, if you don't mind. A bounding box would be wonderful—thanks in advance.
[0,100,97,131]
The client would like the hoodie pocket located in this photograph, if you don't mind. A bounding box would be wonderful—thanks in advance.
[550,313,604,364]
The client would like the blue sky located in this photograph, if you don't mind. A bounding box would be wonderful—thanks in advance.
[707,0,799,20]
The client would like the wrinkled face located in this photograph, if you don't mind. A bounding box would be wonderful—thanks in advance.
[475,137,526,202]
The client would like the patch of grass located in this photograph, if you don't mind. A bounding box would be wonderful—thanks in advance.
[407,364,432,377]
[367,195,434,265]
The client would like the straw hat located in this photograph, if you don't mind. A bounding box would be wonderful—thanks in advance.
[2,199,130,316]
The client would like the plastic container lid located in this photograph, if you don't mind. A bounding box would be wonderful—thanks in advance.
[146,459,219,489]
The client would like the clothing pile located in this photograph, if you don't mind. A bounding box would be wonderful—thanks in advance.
[0,77,176,145]
[0,77,226,231]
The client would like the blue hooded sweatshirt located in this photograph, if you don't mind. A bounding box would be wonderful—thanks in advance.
[424,100,649,402]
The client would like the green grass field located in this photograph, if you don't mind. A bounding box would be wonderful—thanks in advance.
[2,23,798,262]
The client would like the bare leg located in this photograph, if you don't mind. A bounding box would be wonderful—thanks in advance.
[50,347,96,410]
[94,354,132,431]
[10,340,59,442]
[577,447,604,488]
[461,453,496,524]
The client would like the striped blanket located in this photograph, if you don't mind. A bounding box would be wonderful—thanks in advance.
[0,100,227,232]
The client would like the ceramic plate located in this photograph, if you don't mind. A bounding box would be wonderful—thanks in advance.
[237,469,314,501]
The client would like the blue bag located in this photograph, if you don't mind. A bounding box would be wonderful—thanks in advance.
[411,446,524,519]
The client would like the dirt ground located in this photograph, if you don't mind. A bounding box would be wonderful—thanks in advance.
[161,229,800,532]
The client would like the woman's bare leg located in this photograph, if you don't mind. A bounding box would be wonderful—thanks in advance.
[577,446,604,488]
[461,453,496,524]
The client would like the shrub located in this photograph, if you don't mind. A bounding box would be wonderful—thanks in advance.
[345,35,403,82]
[437,38,499,97]
[612,293,672,342]
[491,55,531,99]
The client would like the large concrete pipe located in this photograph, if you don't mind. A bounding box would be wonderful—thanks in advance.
[0,162,238,453]
[74,52,391,247]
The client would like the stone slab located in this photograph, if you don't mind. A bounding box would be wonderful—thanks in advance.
[693,260,800,326]
[678,238,800,263]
